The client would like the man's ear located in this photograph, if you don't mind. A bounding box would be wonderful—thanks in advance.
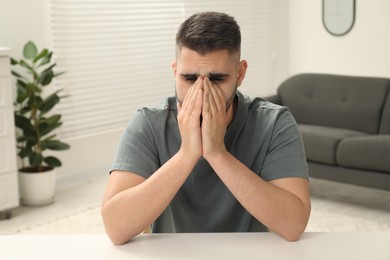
[237,60,248,87]
[172,61,177,76]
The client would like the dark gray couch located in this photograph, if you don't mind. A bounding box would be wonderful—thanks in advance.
[267,73,390,190]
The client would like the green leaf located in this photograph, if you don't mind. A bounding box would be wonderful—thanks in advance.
[19,106,32,115]
[25,139,35,150]
[38,63,56,86]
[48,114,61,122]
[25,82,42,93]
[10,57,18,65]
[45,140,70,151]
[40,121,62,137]
[17,135,36,143]
[11,70,26,79]
[17,136,27,142]
[16,79,27,89]
[38,116,64,140]
[19,60,34,72]
[53,71,65,78]
[23,41,38,60]
[38,121,49,140]
[38,51,52,67]
[41,62,56,72]
[38,68,54,86]
[16,81,28,104]
[29,152,43,167]
[39,90,61,114]
[28,94,43,109]
[14,114,35,135]
[44,156,62,168]
[47,114,61,125]
[18,147,33,159]
[16,92,27,104]
[33,48,48,63]
[42,134,56,142]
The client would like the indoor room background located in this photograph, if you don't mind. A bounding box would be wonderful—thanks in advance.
[1,0,390,189]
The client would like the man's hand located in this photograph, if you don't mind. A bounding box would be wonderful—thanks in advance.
[177,76,204,161]
[201,77,228,160]
[177,76,229,161]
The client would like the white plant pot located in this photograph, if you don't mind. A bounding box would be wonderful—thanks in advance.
[18,168,56,206]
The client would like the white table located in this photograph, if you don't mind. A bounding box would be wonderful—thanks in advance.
[0,232,389,260]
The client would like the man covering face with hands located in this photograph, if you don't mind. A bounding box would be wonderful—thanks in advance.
[177,75,237,162]
[102,12,311,245]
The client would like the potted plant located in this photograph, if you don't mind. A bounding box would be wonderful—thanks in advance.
[10,41,70,206]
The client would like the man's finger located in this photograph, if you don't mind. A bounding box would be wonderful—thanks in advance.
[204,78,221,113]
[203,87,211,117]
[182,76,203,116]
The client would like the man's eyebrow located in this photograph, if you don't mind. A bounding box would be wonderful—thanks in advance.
[208,73,229,78]
[180,73,199,78]
[179,73,230,79]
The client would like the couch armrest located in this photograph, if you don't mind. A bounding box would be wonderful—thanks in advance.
[264,94,281,105]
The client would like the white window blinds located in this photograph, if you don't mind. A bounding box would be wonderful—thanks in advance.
[50,0,279,139]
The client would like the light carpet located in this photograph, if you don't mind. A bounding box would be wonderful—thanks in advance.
[8,205,106,234]
[8,201,390,235]
[3,178,390,234]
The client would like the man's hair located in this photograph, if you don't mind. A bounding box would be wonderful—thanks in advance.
[175,12,241,57]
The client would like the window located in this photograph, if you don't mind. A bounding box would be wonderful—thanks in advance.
[50,0,284,138]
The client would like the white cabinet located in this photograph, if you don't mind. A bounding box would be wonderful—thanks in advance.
[0,48,19,218]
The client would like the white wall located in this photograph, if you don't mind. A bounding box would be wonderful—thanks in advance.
[0,0,119,186]
[289,0,390,78]
[0,0,51,59]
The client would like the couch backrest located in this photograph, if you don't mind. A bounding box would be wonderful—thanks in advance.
[278,73,390,134]
[379,88,390,134]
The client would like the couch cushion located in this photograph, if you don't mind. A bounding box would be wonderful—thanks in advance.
[299,124,367,165]
[337,135,390,172]
[379,88,390,134]
[278,73,390,134]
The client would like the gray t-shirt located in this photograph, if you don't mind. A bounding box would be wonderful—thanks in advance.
[110,91,308,233]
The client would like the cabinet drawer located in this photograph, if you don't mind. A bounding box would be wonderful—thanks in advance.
[0,107,15,137]
[0,57,11,77]
[0,172,19,211]
[0,77,12,107]
[0,137,17,174]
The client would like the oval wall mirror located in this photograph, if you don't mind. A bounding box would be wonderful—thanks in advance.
[323,0,355,36]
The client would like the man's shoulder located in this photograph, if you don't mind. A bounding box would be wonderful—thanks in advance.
[134,96,177,127]
[238,92,294,129]
[240,93,287,113]
[138,96,177,113]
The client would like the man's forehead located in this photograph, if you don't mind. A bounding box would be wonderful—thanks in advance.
[176,50,238,75]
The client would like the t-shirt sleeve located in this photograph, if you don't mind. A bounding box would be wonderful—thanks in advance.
[109,110,160,179]
[260,109,309,181]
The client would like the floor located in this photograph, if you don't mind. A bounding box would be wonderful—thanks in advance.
[0,174,108,234]
[1,175,390,234]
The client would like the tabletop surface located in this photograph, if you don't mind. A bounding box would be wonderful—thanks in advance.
[1,232,389,260]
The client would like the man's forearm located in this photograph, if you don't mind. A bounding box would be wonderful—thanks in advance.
[206,151,311,241]
[102,150,198,245]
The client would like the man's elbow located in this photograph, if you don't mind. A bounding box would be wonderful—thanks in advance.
[108,235,130,246]
[101,205,134,245]
[102,219,134,245]
[282,203,310,242]
[279,221,307,242]
[281,231,303,242]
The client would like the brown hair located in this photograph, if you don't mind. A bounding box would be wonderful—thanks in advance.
[175,12,241,57]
